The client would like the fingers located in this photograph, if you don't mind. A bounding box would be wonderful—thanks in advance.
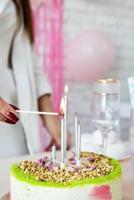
[0,98,19,124]
[0,113,6,122]
[52,132,71,151]
[67,132,72,150]
[45,139,60,152]
[6,111,19,123]
[44,130,72,152]
[45,140,53,152]
[9,104,19,111]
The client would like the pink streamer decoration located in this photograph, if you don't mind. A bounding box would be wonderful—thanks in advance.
[33,0,63,112]
[31,0,63,150]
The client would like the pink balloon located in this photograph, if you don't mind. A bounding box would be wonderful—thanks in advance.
[64,30,115,82]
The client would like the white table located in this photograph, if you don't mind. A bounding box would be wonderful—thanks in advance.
[0,153,134,200]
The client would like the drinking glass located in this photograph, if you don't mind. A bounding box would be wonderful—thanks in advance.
[128,77,134,155]
[90,79,120,155]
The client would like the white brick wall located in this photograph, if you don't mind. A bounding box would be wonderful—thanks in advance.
[62,0,134,134]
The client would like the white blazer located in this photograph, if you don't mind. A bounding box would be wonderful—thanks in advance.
[0,0,51,154]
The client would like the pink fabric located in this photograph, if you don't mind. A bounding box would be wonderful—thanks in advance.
[31,0,63,150]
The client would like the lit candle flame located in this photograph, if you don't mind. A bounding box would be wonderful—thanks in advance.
[60,97,65,115]
[64,85,68,95]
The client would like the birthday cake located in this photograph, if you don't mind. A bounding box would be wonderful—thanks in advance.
[10,152,122,200]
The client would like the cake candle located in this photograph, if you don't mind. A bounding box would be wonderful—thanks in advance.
[60,97,66,165]
[77,122,81,166]
[75,113,78,158]
[64,85,68,159]
[51,145,56,163]
[61,118,65,167]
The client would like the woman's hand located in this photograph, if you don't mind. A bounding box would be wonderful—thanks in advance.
[45,131,72,151]
[0,98,19,124]
[38,95,72,150]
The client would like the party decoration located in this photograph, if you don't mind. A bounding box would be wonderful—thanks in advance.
[31,0,52,8]
[64,30,115,82]
[32,0,63,151]
[33,0,63,112]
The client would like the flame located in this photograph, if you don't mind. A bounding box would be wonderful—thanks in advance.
[64,85,68,94]
[60,97,65,115]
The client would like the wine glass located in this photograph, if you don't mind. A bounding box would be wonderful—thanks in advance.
[90,79,120,155]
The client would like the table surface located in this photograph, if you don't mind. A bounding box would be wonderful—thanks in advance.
[0,153,134,200]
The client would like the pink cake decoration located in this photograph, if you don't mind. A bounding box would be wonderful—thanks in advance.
[90,185,112,200]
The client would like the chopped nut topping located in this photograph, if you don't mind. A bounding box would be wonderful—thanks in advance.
[18,152,114,183]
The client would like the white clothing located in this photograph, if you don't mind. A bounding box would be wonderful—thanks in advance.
[0,0,51,157]
[0,68,28,158]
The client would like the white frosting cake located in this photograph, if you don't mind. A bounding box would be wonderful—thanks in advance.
[10,152,122,200]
